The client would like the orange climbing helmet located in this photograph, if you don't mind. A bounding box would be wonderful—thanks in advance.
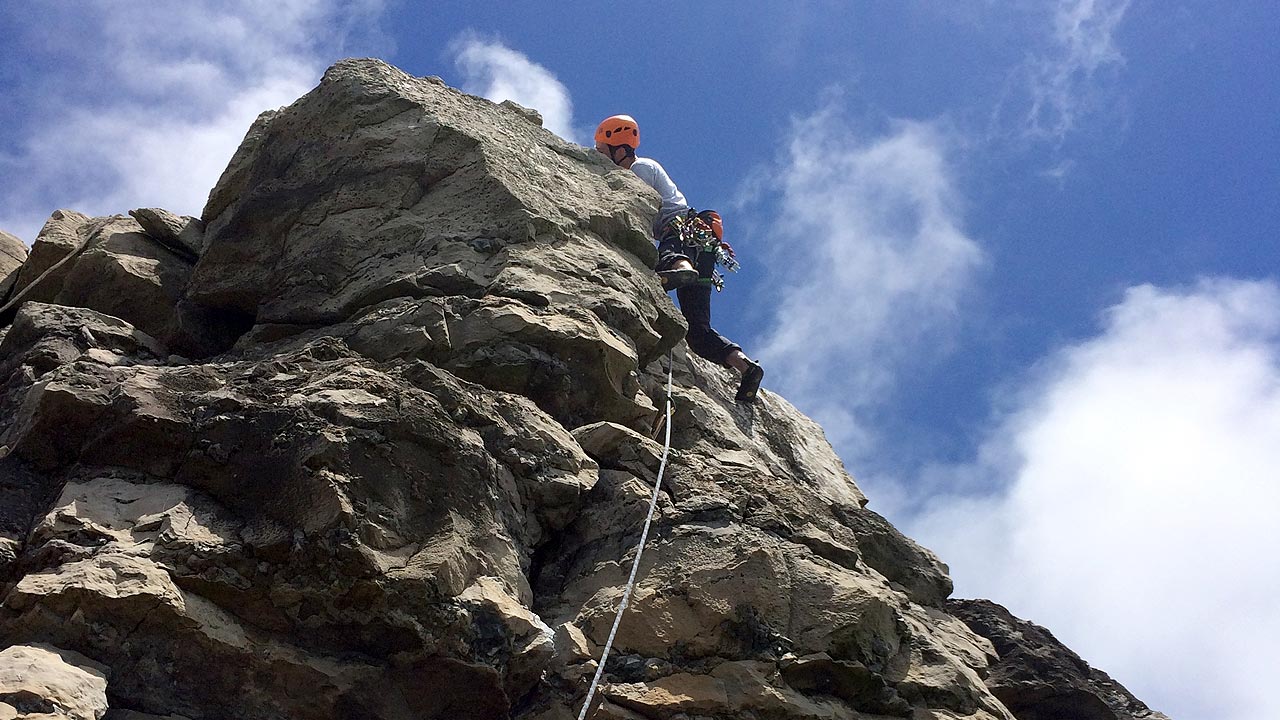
[595,114,640,148]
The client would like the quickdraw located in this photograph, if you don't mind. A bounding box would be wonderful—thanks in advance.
[663,210,740,291]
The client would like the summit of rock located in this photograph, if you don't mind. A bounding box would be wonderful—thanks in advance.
[0,58,1166,720]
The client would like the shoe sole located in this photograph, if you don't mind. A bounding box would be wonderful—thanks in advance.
[735,363,765,404]
[658,269,699,290]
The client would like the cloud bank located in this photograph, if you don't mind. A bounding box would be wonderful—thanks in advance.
[1016,0,1132,140]
[750,104,984,456]
[908,278,1280,720]
[0,0,386,243]
[450,34,580,142]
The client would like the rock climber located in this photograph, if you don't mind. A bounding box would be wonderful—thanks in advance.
[595,114,765,404]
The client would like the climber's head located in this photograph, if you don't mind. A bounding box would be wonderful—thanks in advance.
[594,114,639,167]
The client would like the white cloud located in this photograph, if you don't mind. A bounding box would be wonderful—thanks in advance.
[750,103,984,456]
[908,278,1280,720]
[0,0,387,243]
[1021,0,1131,140]
[449,34,580,142]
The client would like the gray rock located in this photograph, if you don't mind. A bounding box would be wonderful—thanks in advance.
[52,215,194,340]
[181,58,682,430]
[500,99,544,127]
[2,212,194,340]
[0,302,165,380]
[0,230,26,304]
[0,338,601,717]
[0,305,167,532]
[6,209,91,306]
[129,208,205,260]
[947,599,1172,720]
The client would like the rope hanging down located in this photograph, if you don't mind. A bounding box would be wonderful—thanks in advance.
[576,352,676,720]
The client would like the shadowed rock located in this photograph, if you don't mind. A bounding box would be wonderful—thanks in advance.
[947,599,1172,720]
[0,231,26,305]
[129,208,205,261]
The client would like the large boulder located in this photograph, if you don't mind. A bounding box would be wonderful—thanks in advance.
[0,230,26,304]
[0,644,109,720]
[2,212,194,341]
[5,210,90,309]
[947,599,1172,720]
[181,58,684,430]
[128,208,205,261]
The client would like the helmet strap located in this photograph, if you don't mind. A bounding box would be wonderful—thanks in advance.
[609,144,636,163]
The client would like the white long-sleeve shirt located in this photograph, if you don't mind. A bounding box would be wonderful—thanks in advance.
[630,156,689,235]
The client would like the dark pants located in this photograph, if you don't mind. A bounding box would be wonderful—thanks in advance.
[658,234,741,365]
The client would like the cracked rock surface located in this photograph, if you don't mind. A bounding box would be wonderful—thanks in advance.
[0,59,1166,720]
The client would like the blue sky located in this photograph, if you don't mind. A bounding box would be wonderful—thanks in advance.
[2,2,1278,718]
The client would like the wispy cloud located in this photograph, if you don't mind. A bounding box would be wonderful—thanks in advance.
[449,33,580,142]
[748,102,984,457]
[1014,0,1132,140]
[0,0,387,243]
[908,278,1280,720]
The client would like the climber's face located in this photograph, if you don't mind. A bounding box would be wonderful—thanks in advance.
[595,143,633,168]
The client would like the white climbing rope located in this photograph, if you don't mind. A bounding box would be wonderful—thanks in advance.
[576,352,675,720]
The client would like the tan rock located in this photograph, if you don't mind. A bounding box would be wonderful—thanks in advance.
[603,662,865,719]
[8,210,90,304]
[0,644,108,720]
[458,577,556,697]
[29,477,234,555]
[128,208,205,260]
[7,551,185,614]
[571,421,664,479]
[2,211,193,341]
[52,215,192,340]
[0,229,27,303]
[553,622,594,663]
[603,672,729,714]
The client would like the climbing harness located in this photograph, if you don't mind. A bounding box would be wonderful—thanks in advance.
[662,210,739,291]
[576,351,676,720]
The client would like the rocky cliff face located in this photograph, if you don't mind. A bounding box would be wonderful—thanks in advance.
[0,59,1165,720]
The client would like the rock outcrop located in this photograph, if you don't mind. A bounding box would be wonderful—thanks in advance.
[0,644,108,720]
[0,231,26,307]
[0,210,196,341]
[947,600,1171,720]
[0,58,1166,719]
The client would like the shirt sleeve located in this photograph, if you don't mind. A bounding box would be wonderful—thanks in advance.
[630,158,689,217]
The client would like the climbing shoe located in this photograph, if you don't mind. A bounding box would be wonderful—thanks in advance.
[658,267,699,290]
[735,360,765,404]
